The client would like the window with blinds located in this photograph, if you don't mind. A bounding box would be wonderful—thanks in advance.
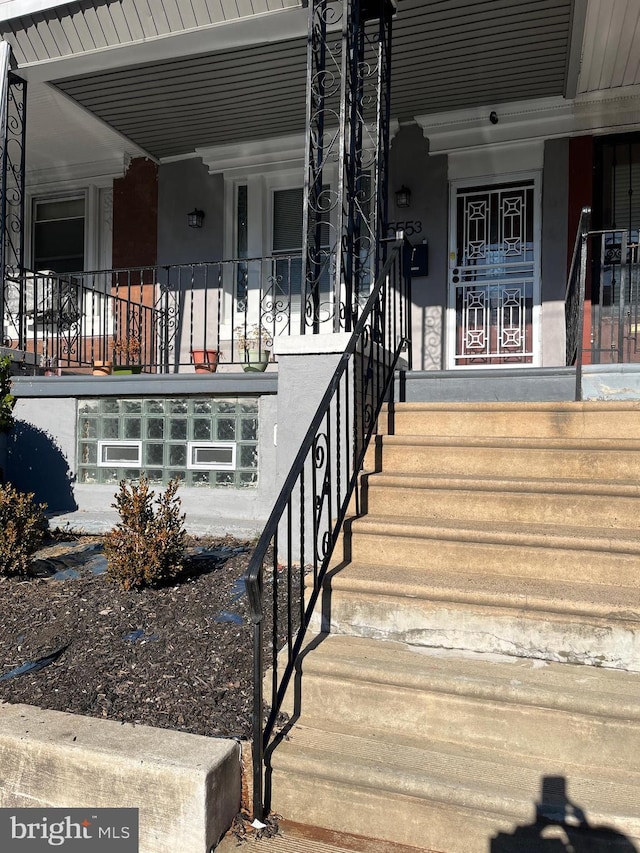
[272,187,330,298]
[33,196,85,273]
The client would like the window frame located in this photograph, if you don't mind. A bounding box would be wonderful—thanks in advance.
[32,193,87,274]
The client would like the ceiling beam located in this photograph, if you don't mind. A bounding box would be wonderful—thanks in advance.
[564,0,588,98]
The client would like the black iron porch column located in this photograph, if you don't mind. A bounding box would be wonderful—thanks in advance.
[301,0,395,334]
[0,44,27,347]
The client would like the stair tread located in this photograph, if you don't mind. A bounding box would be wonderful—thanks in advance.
[352,513,640,552]
[383,434,640,450]
[388,401,640,413]
[296,635,640,717]
[328,562,640,618]
[367,472,640,497]
[271,724,640,819]
[216,823,437,853]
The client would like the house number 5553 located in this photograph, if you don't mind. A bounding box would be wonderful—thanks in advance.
[388,220,423,238]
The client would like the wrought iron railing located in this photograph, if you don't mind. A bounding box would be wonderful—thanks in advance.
[565,207,591,401]
[2,252,344,372]
[244,238,411,820]
[566,208,640,400]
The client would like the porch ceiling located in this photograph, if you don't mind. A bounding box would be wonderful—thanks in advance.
[45,0,574,160]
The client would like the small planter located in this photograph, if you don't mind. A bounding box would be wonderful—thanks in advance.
[191,349,220,373]
[113,365,143,376]
[92,360,112,376]
[242,349,270,373]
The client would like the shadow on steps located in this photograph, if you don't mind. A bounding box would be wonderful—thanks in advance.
[492,775,637,852]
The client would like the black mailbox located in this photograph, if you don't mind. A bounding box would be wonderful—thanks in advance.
[411,242,428,277]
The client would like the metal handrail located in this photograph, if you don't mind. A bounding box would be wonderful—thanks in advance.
[244,238,411,820]
[565,206,591,401]
[565,209,640,399]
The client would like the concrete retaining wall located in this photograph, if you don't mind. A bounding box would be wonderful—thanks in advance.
[0,703,240,853]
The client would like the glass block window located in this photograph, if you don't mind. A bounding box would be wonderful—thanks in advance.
[77,397,259,488]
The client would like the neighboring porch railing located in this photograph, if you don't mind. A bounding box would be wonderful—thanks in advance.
[565,207,591,401]
[2,253,345,371]
[566,207,640,400]
[243,238,411,821]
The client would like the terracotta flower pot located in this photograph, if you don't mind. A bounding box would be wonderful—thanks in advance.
[92,360,112,376]
[192,349,219,373]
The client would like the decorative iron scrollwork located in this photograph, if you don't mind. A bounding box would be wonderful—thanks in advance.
[302,0,394,334]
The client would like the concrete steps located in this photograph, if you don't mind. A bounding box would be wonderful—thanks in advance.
[390,400,640,439]
[381,435,640,480]
[268,401,640,851]
[271,718,640,853]
[281,635,640,769]
[346,515,640,585]
[365,473,640,528]
[273,636,640,850]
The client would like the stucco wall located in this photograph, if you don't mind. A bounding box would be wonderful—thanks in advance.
[390,125,448,371]
[541,137,570,366]
[157,159,224,265]
[8,376,278,537]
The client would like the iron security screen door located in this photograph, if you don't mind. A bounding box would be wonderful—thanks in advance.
[449,178,539,366]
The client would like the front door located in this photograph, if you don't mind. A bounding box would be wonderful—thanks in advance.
[448,177,540,367]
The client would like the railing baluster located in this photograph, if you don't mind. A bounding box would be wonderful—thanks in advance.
[244,239,410,821]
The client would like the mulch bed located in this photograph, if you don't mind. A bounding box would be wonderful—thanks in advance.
[0,533,282,740]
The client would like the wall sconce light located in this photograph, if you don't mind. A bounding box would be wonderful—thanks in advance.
[187,208,205,228]
[395,185,411,209]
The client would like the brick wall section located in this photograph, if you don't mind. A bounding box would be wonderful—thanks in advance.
[112,157,158,269]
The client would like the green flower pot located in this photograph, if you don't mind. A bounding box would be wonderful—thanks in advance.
[113,365,143,376]
[242,349,270,373]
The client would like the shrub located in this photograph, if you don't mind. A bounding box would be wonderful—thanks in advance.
[0,355,15,434]
[0,483,47,576]
[104,476,187,590]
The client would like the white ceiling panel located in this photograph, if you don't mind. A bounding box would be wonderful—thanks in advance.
[44,0,574,159]
[579,0,640,92]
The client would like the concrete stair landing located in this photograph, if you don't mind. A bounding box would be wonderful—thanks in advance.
[267,401,640,852]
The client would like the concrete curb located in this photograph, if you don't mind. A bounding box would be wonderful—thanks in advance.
[0,702,241,853]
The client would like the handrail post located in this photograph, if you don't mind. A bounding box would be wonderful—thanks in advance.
[575,227,589,402]
[251,602,264,821]
[566,206,591,402]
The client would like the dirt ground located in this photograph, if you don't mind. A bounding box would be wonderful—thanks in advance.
[0,533,273,739]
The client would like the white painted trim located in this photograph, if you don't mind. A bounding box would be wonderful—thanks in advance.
[200,135,306,178]
[98,187,113,272]
[187,441,236,471]
[0,0,67,22]
[564,0,588,99]
[416,87,640,155]
[25,158,128,192]
[198,122,399,177]
[448,141,544,182]
[97,440,142,467]
[26,181,112,272]
[273,332,352,356]
[14,7,308,83]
